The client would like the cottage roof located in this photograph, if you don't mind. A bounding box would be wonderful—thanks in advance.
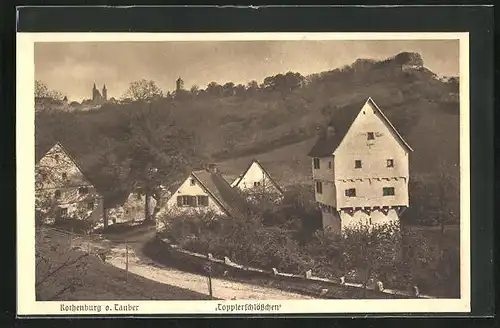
[233,159,284,194]
[307,97,413,157]
[36,142,102,194]
[191,169,248,217]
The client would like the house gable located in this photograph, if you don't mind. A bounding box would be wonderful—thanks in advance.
[233,160,283,195]
[165,173,228,216]
[36,142,94,190]
[307,97,412,158]
[333,98,411,181]
[335,98,413,156]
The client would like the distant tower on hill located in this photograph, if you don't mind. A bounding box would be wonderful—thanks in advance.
[102,84,107,101]
[91,83,108,105]
[176,77,184,92]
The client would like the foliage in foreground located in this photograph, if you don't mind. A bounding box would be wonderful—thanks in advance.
[160,205,459,297]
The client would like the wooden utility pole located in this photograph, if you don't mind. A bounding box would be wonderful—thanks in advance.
[125,242,129,281]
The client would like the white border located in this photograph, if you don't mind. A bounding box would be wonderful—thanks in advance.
[16,32,470,315]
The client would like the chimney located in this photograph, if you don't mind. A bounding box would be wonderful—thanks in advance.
[326,125,336,138]
[316,126,326,139]
[207,163,218,174]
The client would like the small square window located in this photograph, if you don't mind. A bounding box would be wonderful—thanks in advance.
[78,187,88,195]
[315,181,323,194]
[54,154,60,161]
[345,188,356,197]
[383,187,395,196]
[253,181,261,187]
[61,172,68,179]
[87,201,94,210]
[387,159,394,168]
[54,190,61,198]
[59,207,68,216]
[355,160,362,168]
[190,178,196,186]
[367,132,375,140]
[313,158,320,169]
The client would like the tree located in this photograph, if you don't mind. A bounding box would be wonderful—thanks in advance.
[206,82,223,97]
[190,84,200,95]
[123,102,196,222]
[222,82,235,97]
[341,221,402,292]
[122,79,163,101]
[35,80,65,102]
[246,80,259,94]
[430,163,458,236]
[35,80,49,98]
[234,84,246,97]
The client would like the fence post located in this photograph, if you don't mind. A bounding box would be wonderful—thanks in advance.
[204,262,213,298]
[125,242,129,282]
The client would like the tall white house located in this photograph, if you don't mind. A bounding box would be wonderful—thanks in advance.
[307,97,413,232]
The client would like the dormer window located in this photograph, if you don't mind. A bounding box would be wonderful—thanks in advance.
[355,160,362,169]
[367,132,375,140]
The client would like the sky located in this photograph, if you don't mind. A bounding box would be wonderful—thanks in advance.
[35,40,459,102]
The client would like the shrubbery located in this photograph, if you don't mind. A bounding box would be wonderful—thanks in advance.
[159,188,460,297]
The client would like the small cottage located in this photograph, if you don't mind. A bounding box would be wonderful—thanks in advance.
[231,159,284,202]
[35,142,104,225]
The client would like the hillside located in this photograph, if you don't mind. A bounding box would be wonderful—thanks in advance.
[35,52,460,224]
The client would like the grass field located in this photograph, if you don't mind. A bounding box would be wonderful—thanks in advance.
[35,228,214,301]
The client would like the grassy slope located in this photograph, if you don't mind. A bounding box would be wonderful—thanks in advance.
[36,229,213,301]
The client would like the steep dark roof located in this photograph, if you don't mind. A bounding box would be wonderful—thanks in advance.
[307,99,367,157]
[307,97,413,157]
[36,142,103,194]
[192,169,248,217]
[234,159,284,194]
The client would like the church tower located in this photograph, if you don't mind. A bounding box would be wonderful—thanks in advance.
[176,77,184,92]
[102,84,107,101]
[92,83,98,101]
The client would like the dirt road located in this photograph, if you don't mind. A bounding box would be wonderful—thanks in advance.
[105,245,314,300]
[70,230,314,300]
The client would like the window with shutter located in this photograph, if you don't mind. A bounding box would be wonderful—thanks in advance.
[197,195,209,206]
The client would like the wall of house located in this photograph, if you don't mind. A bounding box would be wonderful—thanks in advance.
[314,179,337,208]
[312,155,336,207]
[335,178,409,209]
[333,101,409,209]
[339,208,400,230]
[163,174,225,216]
[334,101,409,181]
[320,208,341,234]
[311,156,334,181]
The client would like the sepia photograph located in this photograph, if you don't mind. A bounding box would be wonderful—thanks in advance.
[17,32,470,315]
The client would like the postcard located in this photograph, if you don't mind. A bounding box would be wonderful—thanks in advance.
[17,32,470,316]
